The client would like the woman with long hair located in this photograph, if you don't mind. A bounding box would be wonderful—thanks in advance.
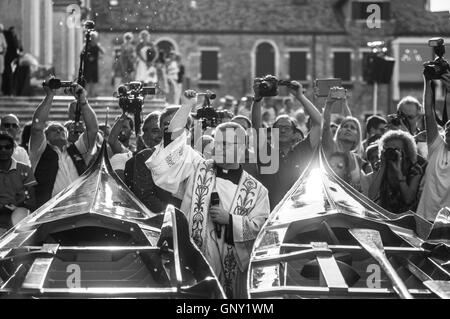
[322,88,371,192]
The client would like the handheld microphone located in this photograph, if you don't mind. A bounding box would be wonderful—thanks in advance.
[210,192,221,238]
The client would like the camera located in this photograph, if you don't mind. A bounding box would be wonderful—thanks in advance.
[423,38,450,80]
[387,113,410,131]
[42,78,75,90]
[192,91,232,130]
[384,147,399,162]
[256,75,298,97]
[114,81,157,134]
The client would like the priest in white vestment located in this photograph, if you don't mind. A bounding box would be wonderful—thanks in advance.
[146,92,270,298]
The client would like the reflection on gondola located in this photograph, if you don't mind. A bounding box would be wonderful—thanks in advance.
[0,143,225,299]
[248,148,450,299]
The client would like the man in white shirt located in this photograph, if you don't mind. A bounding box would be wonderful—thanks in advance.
[417,72,450,222]
[29,84,98,207]
[0,114,30,166]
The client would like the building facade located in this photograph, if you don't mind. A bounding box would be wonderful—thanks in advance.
[1,0,450,116]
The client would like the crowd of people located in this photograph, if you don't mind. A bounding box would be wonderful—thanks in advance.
[1,56,450,298]
[112,30,185,103]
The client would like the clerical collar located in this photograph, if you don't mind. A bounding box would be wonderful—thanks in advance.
[215,165,243,185]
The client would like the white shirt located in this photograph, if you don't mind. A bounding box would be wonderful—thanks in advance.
[30,134,94,197]
[110,151,133,172]
[13,144,31,167]
[417,136,450,222]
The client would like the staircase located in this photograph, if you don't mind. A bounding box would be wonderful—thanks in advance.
[0,96,166,125]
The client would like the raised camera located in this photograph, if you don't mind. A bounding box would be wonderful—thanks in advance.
[423,37,450,80]
[256,75,298,97]
[42,78,75,90]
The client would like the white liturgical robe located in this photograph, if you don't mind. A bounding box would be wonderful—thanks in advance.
[146,131,270,298]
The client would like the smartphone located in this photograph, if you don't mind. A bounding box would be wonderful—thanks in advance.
[314,78,342,97]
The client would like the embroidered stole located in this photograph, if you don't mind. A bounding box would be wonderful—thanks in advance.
[187,160,261,298]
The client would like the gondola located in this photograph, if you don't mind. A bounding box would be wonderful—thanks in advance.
[0,143,225,299]
[248,148,450,299]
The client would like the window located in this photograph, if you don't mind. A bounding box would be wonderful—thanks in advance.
[333,51,352,82]
[200,50,219,81]
[351,1,391,21]
[360,50,372,82]
[255,42,276,78]
[288,51,308,81]
[398,44,432,83]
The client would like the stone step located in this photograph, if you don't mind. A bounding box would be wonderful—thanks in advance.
[0,96,166,124]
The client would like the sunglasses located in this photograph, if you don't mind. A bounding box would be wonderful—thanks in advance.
[0,144,13,150]
[2,123,18,129]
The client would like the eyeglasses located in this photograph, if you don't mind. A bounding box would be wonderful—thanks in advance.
[2,123,18,129]
[0,144,13,150]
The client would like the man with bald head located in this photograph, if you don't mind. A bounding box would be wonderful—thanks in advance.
[1,114,30,166]
[146,91,270,298]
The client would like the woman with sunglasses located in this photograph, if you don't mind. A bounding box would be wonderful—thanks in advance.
[0,114,30,166]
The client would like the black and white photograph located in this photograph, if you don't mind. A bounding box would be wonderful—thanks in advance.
[0,0,450,306]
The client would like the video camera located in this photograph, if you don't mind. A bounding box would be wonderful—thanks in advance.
[191,91,232,130]
[255,75,299,97]
[114,81,157,135]
[423,38,450,80]
[42,21,96,92]
[42,78,76,90]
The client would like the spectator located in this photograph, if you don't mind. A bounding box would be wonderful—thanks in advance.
[0,131,36,233]
[366,143,380,172]
[416,72,450,222]
[108,114,135,155]
[124,110,180,212]
[0,114,30,166]
[220,95,236,112]
[252,80,322,210]
[13,51,39,96]
[328,151,351,183]
[368,130,425,214]
[119,32,136,83]
[2,26,21,96]
[166,51,181,104]
[29,84,98,208]
[176,54,184,88]
[84,31,104,97]
[237,95,253,118]
[396,96,423,135]
[330,122,338,137]
[146,91,270,298]
[135,30,157,85]
[362,115,387,151]
[20,121,32,153]
[0,23,6,95]
[322,87,371,193]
